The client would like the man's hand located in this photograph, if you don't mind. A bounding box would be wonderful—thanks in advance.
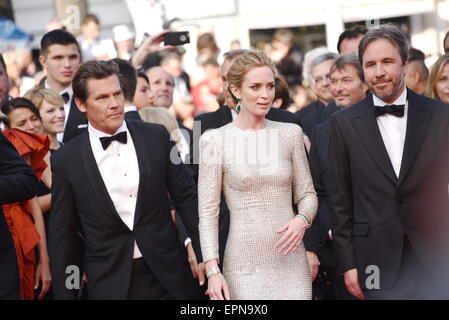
[131,30,173,67]
[306,251,320,281]
[186,242,206,285]
[344,268,365,300]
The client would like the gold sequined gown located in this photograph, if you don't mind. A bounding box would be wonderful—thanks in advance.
[198,120,318,300]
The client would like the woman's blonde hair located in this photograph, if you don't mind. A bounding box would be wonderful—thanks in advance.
[23,86,64,110]
[427,53,449,100]
[138,106,183,150]
[226,50,276,104]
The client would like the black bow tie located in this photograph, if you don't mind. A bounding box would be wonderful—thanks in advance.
[99,131,127,150]
[374,104,405,117]
[61,92,70,104]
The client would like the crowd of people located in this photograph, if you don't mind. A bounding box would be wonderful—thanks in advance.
[0,14,449,301]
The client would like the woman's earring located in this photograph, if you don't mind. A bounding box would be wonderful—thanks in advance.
[236,98,242,112]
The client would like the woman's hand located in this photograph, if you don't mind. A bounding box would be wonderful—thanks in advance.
[207,273,230,300]
[275,216,307,255]
[35,259,52,300]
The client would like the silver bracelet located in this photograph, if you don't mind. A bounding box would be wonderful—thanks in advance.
[206,266,221,278]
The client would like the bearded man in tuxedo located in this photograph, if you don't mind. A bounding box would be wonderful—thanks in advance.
[327,25,449,300]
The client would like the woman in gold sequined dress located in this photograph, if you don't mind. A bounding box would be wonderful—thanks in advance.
[198,51,318,300]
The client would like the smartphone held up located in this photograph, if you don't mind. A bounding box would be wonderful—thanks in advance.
[163,31,190,46]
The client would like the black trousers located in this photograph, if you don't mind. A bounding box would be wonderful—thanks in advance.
[127,258,174,300]
[312,239,354,300]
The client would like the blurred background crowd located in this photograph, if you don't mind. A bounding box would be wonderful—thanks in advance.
[0,0,449,130]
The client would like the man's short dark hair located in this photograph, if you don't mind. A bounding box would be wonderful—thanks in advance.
[138,71,149,84]
[112,58,137,102]
[337,25,368,53]
[408,48,425,62]
[73,60,122,103]
[358,24,409,66]
[408,48,429,81]
[330,53,365,82]
[40,29,80,57]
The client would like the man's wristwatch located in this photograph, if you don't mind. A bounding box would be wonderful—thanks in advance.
[206,266,221,279]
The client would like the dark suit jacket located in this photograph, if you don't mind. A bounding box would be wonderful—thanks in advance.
[306,102,342,264]
[191,105,305,262]
[295,100,325,122]
[308,120,336,265]
[49,121,202,300]
[125,110,142,122]
[38,78,88,143]
[62,97,88,143]
[0,134,37,299]
[327,90,449,290]
[302,101,340,137]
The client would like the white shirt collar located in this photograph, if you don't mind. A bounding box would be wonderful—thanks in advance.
[124,105,138,113]
[45,79,73,96]
[372,86,407,107]
[88,120,128,139]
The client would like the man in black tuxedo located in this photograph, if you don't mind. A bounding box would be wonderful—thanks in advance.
[191,49,314,270]
[39,29,88,143]
[0,133,38,299]
[49,60,203,300]
[328,25,449,299]
[115,58,204,284]
[308,53,367,299]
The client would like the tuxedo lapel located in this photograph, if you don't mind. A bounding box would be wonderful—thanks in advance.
[63,99,87,143]
[397,90,433,186]
[127,121,152,227]
[80,132,130,231]
[351,95,398,184]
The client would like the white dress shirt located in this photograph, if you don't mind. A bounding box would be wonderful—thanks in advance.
[372,87,408,177]
[45,80,73,143]
[88,121,143,259]
[124,105,138,113]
